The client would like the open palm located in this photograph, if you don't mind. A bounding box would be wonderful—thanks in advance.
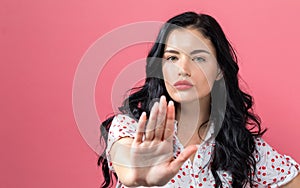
[111,96,197,187]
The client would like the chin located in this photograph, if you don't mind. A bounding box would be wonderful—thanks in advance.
[170,94,200,104]
[169,91,210,104]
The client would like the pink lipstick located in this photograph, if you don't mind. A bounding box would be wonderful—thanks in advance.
[173,80,193,90]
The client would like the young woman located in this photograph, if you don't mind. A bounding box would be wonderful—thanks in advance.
[98,12,300,187]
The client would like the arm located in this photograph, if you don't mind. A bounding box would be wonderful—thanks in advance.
[109,96,197,187]
[281,174,300,188]
[253,138,300,187]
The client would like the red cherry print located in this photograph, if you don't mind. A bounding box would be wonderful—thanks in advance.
[271,165,275,169]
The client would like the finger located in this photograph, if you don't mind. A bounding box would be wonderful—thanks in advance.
[154,96,167,141]
[163,100,175,141]
[169,145,198,172]
[145,102,159,141]
[134,112,147,143]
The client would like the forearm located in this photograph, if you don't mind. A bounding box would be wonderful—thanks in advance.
[281,174,300,188]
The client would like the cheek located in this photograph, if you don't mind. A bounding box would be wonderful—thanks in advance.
[207,69,219,90]
[162,64,178,97]
[193,65,218,92]
[162,63,176,83]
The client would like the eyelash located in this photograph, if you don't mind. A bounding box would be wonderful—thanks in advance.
[165,56,178,63]
[165,56,206,63]
[192,56,206,63]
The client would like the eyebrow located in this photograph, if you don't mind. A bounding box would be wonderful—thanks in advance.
[164,49,210,55]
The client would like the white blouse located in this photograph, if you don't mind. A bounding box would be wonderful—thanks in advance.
[106,114,299,188]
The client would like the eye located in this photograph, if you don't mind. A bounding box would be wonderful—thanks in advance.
[165,56,178,63]
[192,56,206,63]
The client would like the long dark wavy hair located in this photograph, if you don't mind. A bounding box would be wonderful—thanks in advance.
[98,11,266,188]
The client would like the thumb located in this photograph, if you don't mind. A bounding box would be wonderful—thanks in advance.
[169,145,198,171]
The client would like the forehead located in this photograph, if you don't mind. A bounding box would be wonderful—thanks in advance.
[165,28,216,55]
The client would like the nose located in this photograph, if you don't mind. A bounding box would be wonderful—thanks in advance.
[178,55,191,77]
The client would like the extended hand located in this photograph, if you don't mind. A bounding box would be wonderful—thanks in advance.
[111,96,197,187]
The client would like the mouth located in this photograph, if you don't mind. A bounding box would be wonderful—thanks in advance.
[173,80,193,90]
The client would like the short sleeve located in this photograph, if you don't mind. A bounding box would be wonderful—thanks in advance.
[254,137,300,187]
[105,114,138,172]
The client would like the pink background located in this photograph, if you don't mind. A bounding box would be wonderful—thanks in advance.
[1,0,300,187]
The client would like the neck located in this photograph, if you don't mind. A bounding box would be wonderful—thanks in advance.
[176,95,211,146]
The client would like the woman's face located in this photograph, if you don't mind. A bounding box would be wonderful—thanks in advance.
[162,28,221,103]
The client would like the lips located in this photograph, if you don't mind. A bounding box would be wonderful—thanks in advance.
[173,80,193,90]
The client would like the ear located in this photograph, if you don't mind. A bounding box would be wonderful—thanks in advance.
[216,69,223,81]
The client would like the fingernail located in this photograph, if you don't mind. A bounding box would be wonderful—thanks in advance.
[168,100,174,106]
[140,112,146,120]
[153,102,159,109]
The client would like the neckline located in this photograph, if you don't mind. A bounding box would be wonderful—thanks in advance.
[174,120,215,144]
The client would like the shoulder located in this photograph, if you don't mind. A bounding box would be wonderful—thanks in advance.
[108,114,139,139]
[112,114,138,124]
[111,114,138,129]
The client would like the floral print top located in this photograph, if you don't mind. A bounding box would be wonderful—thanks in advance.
[106,114,300,188]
